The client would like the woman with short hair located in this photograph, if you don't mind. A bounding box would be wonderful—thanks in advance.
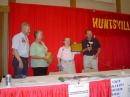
[57,37,76,74]
[30,30,49,76]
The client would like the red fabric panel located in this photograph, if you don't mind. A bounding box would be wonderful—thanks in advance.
[89,79,111,97]
[9,3,130,75]
[0,84,68,97]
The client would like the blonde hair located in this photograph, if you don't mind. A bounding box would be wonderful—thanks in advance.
[64,37,70,41]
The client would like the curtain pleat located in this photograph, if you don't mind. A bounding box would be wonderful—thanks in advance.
[90,79,111,97]
[0,84,68,97]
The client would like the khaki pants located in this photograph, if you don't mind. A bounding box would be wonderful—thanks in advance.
[83,55,98,71]
[61,60,76,74]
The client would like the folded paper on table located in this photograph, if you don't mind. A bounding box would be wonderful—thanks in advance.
[71,43,82,52]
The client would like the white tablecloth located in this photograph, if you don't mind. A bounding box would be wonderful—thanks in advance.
[0,69,130,97]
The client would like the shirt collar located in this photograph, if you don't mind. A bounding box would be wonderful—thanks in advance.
[20,32,27,38]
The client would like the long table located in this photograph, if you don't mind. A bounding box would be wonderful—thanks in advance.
[0,69,130,97]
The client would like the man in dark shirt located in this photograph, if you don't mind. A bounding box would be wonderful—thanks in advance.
[82,30,101,71]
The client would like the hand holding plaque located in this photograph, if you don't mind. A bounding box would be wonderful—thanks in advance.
[71,42,82,52]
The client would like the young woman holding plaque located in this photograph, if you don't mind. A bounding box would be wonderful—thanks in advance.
[57,37,78,74]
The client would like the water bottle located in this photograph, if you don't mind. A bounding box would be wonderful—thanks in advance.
[5,74,12,86]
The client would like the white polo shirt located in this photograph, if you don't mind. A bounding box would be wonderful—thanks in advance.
[57,46,75,61]
[12,32,29,58]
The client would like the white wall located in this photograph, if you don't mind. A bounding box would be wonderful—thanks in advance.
[0,0,130,14]
[121,0,130,14]
[16,0,70,7]
[76,0,116,12]
[0,0,8,5]
[16,0,117,12]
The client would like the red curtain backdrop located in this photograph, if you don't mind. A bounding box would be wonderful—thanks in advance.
[9,3,130,75]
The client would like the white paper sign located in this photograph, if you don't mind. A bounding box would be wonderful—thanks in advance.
[111,77,130,97]
[69,83,89,97]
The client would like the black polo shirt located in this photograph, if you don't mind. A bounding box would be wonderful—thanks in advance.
[82,37,101,56]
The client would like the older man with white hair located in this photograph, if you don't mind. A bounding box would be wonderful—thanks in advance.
[82,29,101,71]
[12,22,30,78]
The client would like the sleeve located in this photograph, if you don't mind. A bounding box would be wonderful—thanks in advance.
[82,40,86,50]
[57,47,62,58]
[12,35,19,49]
[95,39,101,48]
[30,43,36,56]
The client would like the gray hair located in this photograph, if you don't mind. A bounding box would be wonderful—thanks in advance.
[21,22,30,31]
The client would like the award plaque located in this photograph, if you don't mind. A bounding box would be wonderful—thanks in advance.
[71,42,82,52]
[46,52,53,64]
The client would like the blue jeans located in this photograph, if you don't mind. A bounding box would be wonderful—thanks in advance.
[13,57,28,77]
